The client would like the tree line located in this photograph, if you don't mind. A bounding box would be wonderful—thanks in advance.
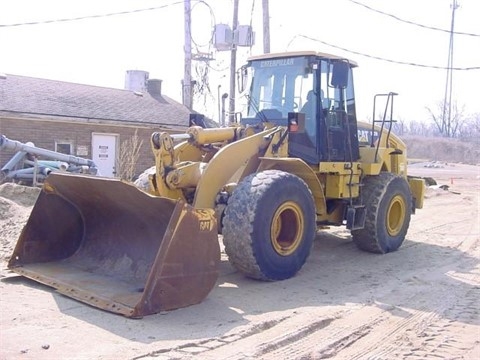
[391,100,479,141]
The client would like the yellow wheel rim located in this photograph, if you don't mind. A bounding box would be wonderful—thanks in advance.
[270,201,304,256]
[386,194,406,236]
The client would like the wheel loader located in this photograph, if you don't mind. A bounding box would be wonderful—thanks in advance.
[7,51,425,318]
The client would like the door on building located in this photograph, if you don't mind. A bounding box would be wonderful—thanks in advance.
[92,133,118,177]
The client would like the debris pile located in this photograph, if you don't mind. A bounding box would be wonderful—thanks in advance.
[0,134,97,186]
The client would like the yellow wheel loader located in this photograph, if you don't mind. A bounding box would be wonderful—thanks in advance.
[8,51,425,317]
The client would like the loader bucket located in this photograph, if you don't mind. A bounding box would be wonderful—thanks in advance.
[7,172,220,318]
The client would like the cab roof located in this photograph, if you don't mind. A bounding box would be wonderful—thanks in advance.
[247,51,358,67]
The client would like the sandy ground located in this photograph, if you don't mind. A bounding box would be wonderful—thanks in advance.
[0,163,479,360]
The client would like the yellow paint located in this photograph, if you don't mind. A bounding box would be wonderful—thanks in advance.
[257,157,327,216]
[408,177,425,209]
[193,127,278,209]
[270,201,304,256]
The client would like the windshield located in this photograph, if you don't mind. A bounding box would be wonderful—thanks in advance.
[245,56,356,129]
[247,56,313,118]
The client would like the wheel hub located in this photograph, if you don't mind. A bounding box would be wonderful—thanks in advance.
[270,201,304,256]
[386,194,406,236]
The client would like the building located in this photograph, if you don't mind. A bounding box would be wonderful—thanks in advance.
[0,71,211,179]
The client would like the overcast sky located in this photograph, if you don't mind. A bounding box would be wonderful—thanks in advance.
[1,0,479,124]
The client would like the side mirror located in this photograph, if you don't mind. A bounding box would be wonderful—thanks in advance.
[237,65,248,93]
[331,61,349,89]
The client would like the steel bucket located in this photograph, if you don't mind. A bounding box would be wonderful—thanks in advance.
[8,173,220,318]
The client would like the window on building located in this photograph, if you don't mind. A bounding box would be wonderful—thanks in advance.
[55,141,73,155]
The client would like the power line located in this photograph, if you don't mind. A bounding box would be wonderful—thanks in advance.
[0,1,185,28]
[206,61,230,72]
[291,34,480,71]
[346,0,480,37]
[189,0,216,48]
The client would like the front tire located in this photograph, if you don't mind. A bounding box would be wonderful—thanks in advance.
[222,170,316,280]
[352,172,412,254]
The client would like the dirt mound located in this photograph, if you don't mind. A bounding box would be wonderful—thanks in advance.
[0,182,41,207]
[0,183,39,261]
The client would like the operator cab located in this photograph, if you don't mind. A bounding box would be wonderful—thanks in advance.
[239,51,360,164]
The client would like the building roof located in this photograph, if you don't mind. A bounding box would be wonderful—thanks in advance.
[0,73,195,129]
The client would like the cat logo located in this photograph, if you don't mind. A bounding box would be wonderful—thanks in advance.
[199,220,212,232]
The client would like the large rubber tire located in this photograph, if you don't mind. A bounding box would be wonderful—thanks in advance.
[222,170,316,281]
[133,166,156,191]
[352,172,412,254]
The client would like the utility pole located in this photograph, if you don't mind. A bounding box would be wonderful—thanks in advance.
[262,0,270,53]
[442,0,459,137]
[228,0,239,125]
[183,0,193,110]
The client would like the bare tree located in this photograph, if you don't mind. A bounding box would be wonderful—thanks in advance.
[392,118,405,136]
[468,113,480,138]
[118,129,143,182]
[426,100,465,138]
[407,120,432,137]
[457,112,480,140]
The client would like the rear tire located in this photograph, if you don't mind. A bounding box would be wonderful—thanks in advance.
[352,172,412,254]
[222,170,316,280]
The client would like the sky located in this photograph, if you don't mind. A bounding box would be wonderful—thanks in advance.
[1,0,479,125]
